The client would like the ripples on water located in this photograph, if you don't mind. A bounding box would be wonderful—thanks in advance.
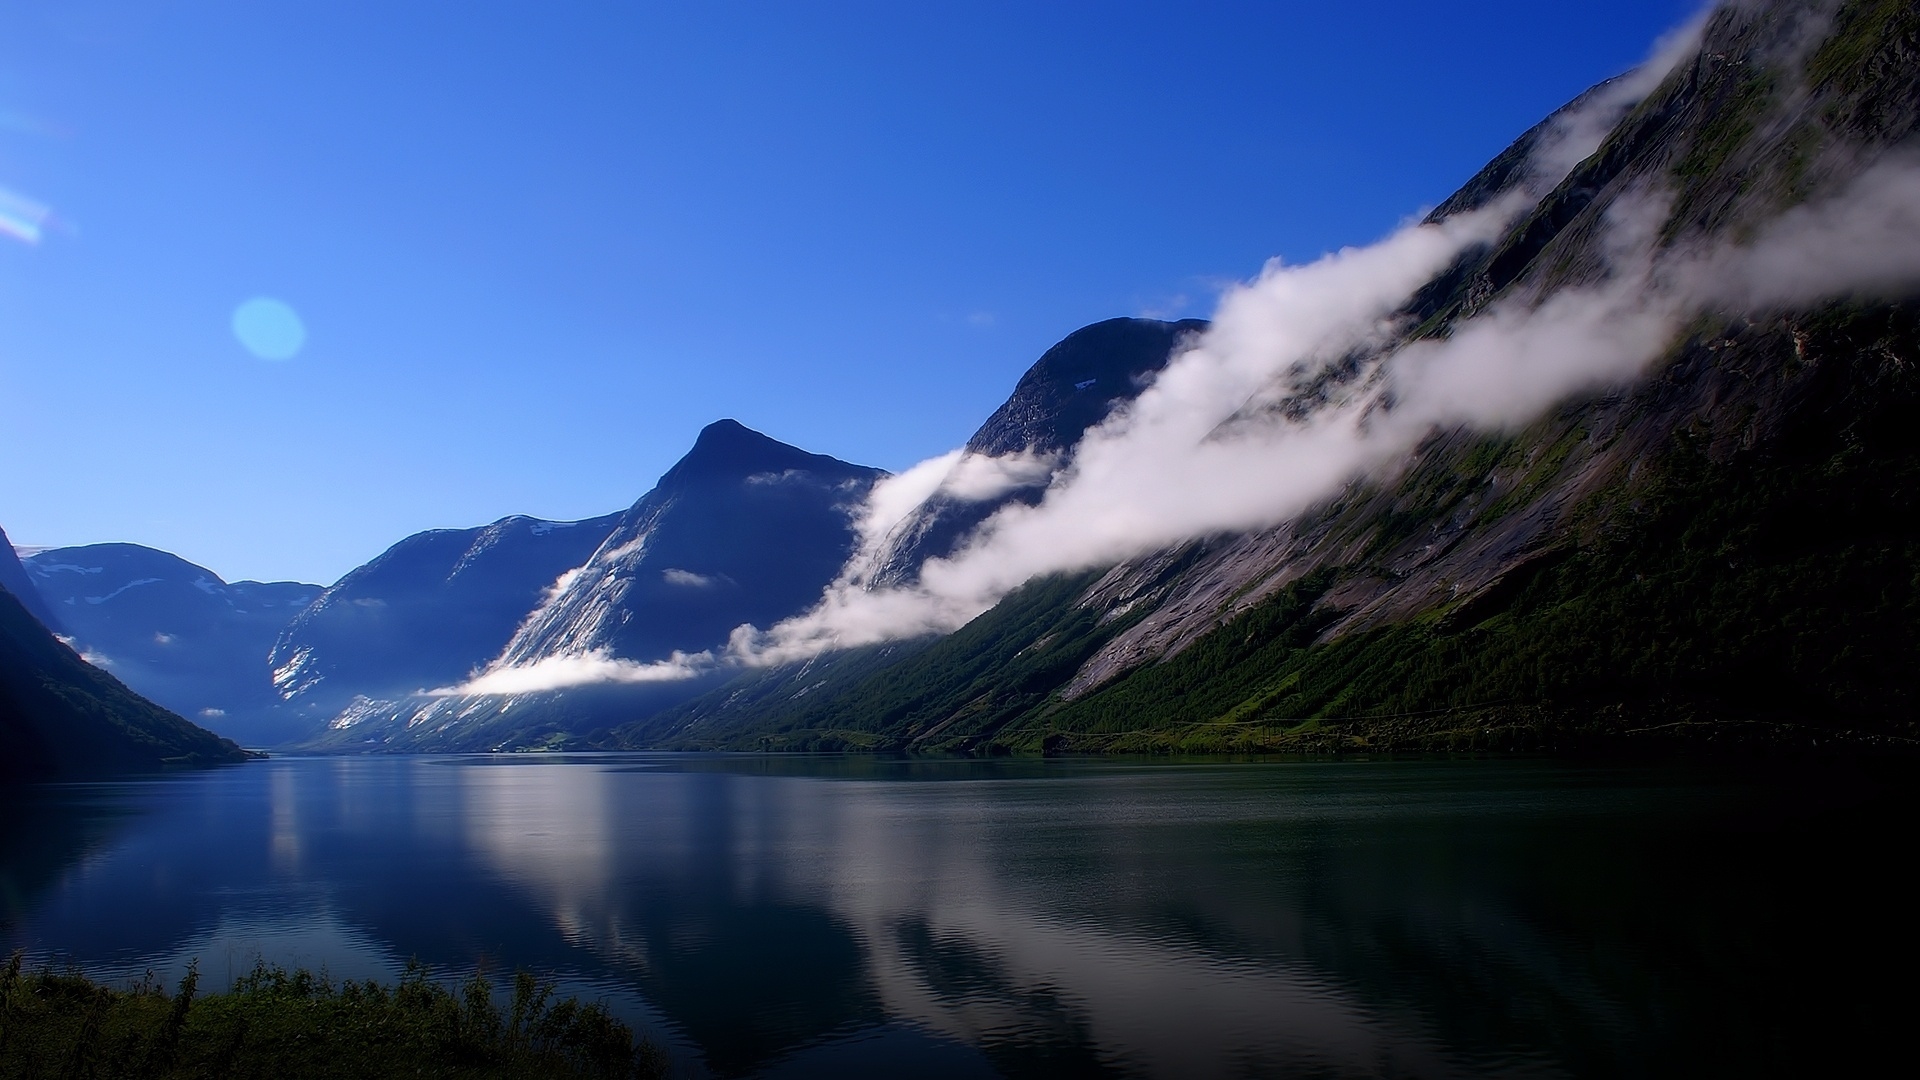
[0,754,1910,1077]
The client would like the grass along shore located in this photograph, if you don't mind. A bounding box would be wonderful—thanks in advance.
[0,953,668,1079]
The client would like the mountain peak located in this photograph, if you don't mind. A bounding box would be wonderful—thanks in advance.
[966,317,1208,457]
[692,417,759,448]
[661,419,875,488]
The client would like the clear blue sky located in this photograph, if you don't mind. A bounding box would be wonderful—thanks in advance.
[0,0,1702,585]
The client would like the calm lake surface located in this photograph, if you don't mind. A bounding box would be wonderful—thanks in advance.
[1,754,1911,1077]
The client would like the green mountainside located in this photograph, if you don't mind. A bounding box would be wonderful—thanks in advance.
[0,584,254,779]
[612,0,1920,755]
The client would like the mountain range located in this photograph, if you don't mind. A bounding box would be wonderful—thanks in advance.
[22,544,321,747]
[6,0,1918,767]
[604,0,1920,755]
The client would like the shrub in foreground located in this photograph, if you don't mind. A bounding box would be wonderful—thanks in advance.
[0,953,669,1078]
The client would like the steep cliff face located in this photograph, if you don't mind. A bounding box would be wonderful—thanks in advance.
[268,513,619,724]
[624,0,1920,753]
[0,526,59,633]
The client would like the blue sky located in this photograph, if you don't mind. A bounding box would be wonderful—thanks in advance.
[0,0,1701,585]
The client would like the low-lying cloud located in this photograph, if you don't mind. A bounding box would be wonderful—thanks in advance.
[733,160,1920,671]
[432,648,713,696]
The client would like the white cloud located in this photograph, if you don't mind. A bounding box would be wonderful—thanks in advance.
[662,568,716,588]
[735,193,1532,663]
[745,469,808,485]
[434,648,714,696]
[1692,151,1920,307]
[939,450,1060,503]
[541,566,585,604]
[1526,6,1714,185]
[728,89,1920,672]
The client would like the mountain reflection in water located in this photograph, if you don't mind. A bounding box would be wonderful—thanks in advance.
[0,755,1908,1078]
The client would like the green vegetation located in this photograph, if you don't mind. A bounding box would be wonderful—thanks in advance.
[0,588,251,780]
[1807,0,1920,94]
[1672,67,1776,183]
[646,569,1152,752]
[0,955,668,1079]
[1043,305,1920,753]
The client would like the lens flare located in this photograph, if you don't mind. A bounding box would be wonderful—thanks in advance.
[0,186,49,245]
[231,297,307,360]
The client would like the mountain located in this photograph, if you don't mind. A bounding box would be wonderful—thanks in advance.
[0,581,252,779]
[0,526,60,633]
[616,0,1920,754]
[300,419,887,751]
[267,512,621,729]
[864,317,1206,588]
[23,544,321,747]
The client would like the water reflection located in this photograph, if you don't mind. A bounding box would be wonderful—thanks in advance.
[0,755,1910,1077]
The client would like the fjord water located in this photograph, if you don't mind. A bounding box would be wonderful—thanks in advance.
[1,755,1907,1078]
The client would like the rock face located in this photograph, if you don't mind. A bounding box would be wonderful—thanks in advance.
[24,544,321,747]
[621,0,1920,754]
[267,512,621,724]
[0,581,250,779]
[304,419,887,751]
[968,318,1211,458]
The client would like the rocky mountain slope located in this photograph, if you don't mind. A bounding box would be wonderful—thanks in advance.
[301,420,886,751]
[615,0,1920,754]
[0,580,252,779]
[23,544,320,747]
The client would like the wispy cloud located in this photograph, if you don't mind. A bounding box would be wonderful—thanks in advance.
[722,17,1920,670]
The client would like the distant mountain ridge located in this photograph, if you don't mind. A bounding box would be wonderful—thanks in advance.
[5,420,889,753]
[23,544,321,747]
